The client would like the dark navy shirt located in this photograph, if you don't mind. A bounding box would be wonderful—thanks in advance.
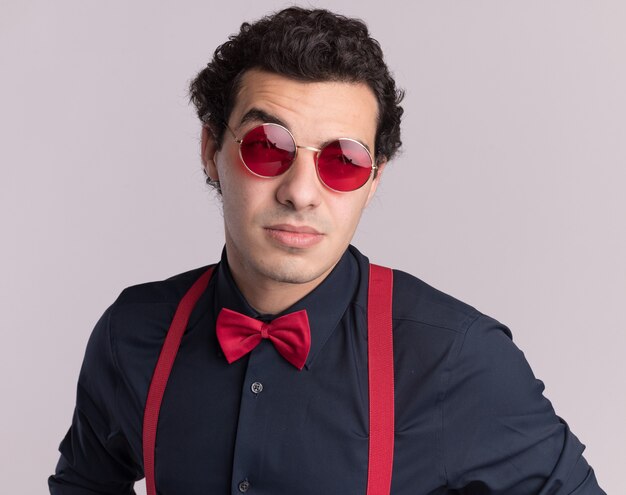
[49,246,605,494]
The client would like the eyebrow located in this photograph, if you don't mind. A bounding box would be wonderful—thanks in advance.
[239,108,289,129]
[237,107,372,154]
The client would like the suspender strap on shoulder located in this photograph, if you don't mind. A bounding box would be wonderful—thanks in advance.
[366,264,395,495]
[142,266,214,495]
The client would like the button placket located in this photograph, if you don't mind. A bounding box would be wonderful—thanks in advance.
[231,340,278,494]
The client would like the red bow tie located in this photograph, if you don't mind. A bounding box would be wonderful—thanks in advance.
[216,308,311,370]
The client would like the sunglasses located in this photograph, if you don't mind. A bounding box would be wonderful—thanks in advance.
[224,122,377,192]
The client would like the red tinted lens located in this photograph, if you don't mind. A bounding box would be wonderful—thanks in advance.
[317,139,373,192]
[240,124,295,177]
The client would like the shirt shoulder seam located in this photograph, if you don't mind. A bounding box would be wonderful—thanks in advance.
[440,311,483,486]
[353,300,479,335]
[107,300,128,437]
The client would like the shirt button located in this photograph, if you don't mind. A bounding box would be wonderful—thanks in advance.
[251,382,263,394]
[238,480,250,492]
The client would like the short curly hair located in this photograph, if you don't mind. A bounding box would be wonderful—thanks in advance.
[189,7,404,188]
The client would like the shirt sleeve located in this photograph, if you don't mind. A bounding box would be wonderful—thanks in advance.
[49,304,142,495]
[442,314,605,494]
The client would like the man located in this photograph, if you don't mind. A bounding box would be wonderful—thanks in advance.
[49,7,605,494]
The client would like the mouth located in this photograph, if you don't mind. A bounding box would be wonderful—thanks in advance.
[265,224,324,248]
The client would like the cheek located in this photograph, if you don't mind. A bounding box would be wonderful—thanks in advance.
[329,195,369,235]
[219,154,254,201]
[222,186,254,226]
[220,170,272,227]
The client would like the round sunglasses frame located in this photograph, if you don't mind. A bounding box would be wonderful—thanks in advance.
[224,122,377,193]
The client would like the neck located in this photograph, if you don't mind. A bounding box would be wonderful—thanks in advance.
[229,265,335,315]
[225,252,336,315]
[231,274,322,315]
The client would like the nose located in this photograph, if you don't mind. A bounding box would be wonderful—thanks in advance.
[275,148,324,210]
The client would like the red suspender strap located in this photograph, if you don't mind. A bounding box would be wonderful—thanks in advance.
[367,264,395,495]
[142,263,394,495]
[143,266,214,495]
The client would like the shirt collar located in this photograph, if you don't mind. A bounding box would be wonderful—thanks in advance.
[213,246,360,370]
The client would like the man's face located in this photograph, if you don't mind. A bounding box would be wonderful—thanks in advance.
[203,69,384,296]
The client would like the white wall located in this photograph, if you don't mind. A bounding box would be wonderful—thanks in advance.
[1,1,623,493]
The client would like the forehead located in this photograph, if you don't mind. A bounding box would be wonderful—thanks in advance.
[229,69,379,147]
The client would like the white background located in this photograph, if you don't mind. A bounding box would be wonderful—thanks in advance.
[1,1,624,493]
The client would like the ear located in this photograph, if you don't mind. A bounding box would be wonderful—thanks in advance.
[201,125,220,180]
[364,159,387,207]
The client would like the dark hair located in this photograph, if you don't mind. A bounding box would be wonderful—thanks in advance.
[189,7,404,187]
